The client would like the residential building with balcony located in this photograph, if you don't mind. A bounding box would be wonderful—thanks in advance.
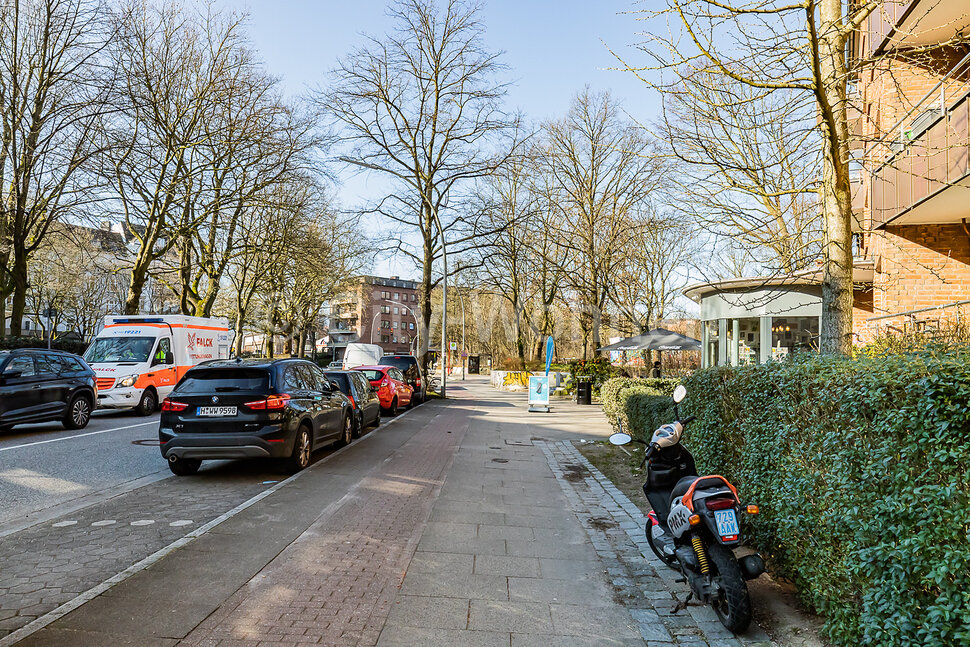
[325,275,421,358]
[853,0,970,335]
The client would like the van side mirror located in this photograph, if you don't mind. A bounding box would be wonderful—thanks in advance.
[165,351,174,364]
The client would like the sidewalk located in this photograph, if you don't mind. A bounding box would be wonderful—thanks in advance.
[16,376,774,647]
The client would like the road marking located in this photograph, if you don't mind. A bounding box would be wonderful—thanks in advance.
[130,520,154,526]
[0,401,426,647]
[51,520,77,528]
[91,520,116,527]
[169,520,192,527]
[0,421,158,453]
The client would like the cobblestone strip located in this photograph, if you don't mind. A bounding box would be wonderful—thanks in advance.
[537,440,775,647]
[178,407,468,647]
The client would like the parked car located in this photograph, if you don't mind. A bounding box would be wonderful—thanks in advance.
[0,349,97,431]
[324,369,381,436]
[327,361,343,370]
[158,358,353,476]
[379,354,426,404]
[354,365,413,415]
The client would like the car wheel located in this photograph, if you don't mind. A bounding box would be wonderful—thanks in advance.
[351,411,362,438]
[63,395,92,430]
[387,397,398,416]
[135,389,156,416]
[372,410,381,428]
[287,426,312,472]
[338,414,353,446]
[168,457,201,476]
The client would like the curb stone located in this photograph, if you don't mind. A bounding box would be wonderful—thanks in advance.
[537,440,775,647]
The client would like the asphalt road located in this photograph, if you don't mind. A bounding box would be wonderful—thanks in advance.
[0,410,168,530]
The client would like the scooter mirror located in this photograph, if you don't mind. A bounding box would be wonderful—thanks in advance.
[608,432,632,446]
[672,385,687,404]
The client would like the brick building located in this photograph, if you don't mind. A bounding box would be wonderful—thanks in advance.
[327,276,421,358]
[687,1,970,366]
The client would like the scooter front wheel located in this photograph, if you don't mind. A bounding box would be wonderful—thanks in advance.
[645,519,677,568]
[707,543,752,633]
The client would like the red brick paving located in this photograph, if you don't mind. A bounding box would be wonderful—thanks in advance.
[178,407,469,647]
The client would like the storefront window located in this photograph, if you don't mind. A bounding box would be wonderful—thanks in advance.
[769,317,819,359]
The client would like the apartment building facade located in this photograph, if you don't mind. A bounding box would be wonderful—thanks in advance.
[853,0,970,334]
[327,276,421,357]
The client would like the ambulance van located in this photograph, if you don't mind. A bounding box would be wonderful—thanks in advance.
[83,315,234,415]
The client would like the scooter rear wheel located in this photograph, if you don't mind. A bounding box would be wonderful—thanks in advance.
[645,518,677,568]
[708,543,752,633]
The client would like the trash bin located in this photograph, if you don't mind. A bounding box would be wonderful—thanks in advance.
[467,355,480,374]
[576,375,592,405]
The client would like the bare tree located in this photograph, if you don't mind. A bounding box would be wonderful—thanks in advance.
[621,0,890,354]
[0,0,110,335]
[322,0,519,373]
[543,88,662,358]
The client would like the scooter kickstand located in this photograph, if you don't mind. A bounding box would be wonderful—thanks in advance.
[671,591,693,614]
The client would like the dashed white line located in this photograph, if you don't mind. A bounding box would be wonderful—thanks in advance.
[169,520,193,527]
[0,421,158,453]
[130,520,154,526]
[91,520,116,527]
[51,520,77,528]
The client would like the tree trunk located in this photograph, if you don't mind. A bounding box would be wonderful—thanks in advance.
[513,300,526,370]
[124,265,150,315]
[816,0,854,355]
[234,309,245,355]
[419,238,434,375]
[8,249,29,336]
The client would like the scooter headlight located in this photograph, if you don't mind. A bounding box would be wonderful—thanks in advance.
[117,375,137,388]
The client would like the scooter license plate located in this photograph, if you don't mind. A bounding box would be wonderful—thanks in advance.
[714,509,739,537]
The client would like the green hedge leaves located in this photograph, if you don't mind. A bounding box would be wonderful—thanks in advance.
[601,352,970,646]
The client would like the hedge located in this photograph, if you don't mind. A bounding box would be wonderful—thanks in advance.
[0,335,88,356]
[600,376,679,434]
[604,352,970,645]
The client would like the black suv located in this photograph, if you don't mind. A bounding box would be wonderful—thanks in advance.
[0,349,97,431]
[324,370,381,436]
[159,358,353,475]
[379,355,425,404]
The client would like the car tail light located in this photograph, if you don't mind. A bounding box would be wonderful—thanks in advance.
[416,377,421,387]
[161,398,189,412]
[347,394,356,407]
[246,394,291,410]
[705,498,737,511]
[381,378,389,388]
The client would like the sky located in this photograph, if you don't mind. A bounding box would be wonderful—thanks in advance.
[217,0,663,280]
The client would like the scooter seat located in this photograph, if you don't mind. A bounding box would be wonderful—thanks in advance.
[670,476,699,501]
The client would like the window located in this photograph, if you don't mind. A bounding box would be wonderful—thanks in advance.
[392,336,397,343]
[381,335,390,343]
[156,338,172,364]
[60,356,86,373]
[393,292,399,300]
[393,307,399,315]
[393,321,398,329]
[282,365,313,391]
[35,354,58,375]
[409,322,414,330]
[381,291,391,299]
[3,356,36,377]
[381,305,390,314]
[381,320,391,329]
[177,368,269,393]
[411,294,417,302]
[308,364,329,391]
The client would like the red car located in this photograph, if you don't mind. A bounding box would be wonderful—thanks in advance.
[354,365,414,415]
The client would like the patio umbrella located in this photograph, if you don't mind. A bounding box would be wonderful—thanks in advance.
[597,327,701,352]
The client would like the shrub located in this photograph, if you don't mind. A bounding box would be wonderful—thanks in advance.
[0,335,88,356]
[673,352,970,646]
[601,377,679,434]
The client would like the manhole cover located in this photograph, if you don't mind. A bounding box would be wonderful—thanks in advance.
[131,439,162,446]
[491,458,509,463]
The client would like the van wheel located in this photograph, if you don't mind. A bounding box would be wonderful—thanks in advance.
[136,389,157,416]
[169,457,201,476]
[63,395,92,430]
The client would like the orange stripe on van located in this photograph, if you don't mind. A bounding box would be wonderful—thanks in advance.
[103,323,229,331]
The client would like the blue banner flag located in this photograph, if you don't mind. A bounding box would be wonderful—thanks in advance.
[545,336,554,375]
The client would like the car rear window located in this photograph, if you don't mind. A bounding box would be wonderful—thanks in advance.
[325,372,350,394]
[176,369,270,393]
[380,356,416,371]
[361,369,384,381]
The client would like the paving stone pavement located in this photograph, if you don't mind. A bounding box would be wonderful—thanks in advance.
[539,440,776,647]
[177,406,471,647]
[0,474,270,638]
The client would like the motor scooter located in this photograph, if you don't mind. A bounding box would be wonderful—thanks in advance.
[609,385,766,633]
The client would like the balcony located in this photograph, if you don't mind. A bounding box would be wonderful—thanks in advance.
[869,59,970,228]
[866,0,970,57]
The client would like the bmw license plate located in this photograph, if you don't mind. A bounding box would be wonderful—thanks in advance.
[714,509,740,537]
[197,406,237,417]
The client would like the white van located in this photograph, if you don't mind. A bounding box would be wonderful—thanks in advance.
[84,315,234,414]
[342,343,385,369]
